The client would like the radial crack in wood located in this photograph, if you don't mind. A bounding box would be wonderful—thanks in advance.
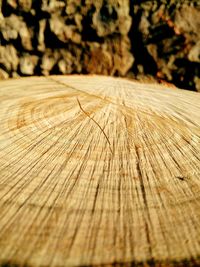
[0,75,200,267]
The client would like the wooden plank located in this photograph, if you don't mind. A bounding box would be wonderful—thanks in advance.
[0,75,200,267]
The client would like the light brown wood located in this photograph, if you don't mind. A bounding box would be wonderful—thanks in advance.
[0,75,200,267]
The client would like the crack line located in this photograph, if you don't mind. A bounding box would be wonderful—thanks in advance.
[77,97,113,155]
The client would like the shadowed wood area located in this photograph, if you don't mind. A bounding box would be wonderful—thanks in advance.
[0,75,200,267]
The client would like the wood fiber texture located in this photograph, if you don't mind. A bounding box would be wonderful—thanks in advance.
[0,75,200,267]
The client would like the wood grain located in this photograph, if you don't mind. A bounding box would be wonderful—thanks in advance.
[0,75,200,267]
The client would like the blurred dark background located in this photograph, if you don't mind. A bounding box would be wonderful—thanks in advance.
[0,0,200,91]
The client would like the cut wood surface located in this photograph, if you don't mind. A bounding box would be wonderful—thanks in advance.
[0,75,200,267]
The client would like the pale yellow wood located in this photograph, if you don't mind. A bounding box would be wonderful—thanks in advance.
[0,75,200,267]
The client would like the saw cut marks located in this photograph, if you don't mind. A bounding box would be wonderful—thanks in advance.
[0,75,200,267]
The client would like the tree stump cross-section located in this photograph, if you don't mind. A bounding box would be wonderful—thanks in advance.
[0,75,200,267]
